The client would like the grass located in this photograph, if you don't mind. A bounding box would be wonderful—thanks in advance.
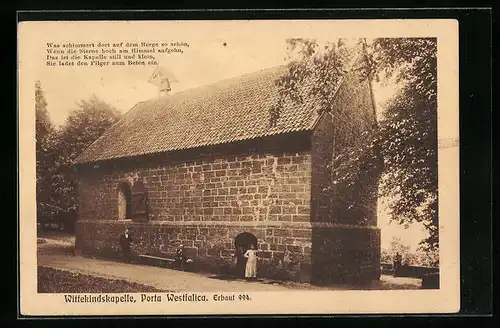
[38,266,167,293]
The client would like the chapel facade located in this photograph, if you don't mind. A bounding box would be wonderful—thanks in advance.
[73,56,382,284]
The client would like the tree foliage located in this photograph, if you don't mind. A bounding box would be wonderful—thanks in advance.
[52,95,122,216]
[370,38,438,253]
[274,38,438,256]
[35,81,59,221]
[56,95,122,165]
[381,236,439,268]
[35,90,122,228]
[270,38,353,124]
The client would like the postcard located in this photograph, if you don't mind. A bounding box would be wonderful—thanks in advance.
[18,18,460,316]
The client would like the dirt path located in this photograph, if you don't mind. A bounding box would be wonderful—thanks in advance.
[38,238,421,292]
[38,241,292,292]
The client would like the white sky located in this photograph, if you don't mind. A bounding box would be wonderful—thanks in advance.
[33,21,428,252]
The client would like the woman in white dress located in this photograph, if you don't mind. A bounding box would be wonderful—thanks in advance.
[244,244,258,280]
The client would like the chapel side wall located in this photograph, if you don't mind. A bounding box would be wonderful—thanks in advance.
[310,67,382,284]
[311,67,379,226]
[75,135,315,281]
[76,137,312,224]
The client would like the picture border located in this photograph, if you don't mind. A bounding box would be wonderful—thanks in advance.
[14,8,492,319]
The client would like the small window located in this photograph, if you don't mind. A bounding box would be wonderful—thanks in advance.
[118,180,148,222]
[118,182,132,220]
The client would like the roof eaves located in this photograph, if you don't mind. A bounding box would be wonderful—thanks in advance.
[74,126,314,165]
[73,100,149,165]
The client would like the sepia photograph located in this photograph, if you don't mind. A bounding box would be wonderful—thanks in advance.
[19,19,460,315]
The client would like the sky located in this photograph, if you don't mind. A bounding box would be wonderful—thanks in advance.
[34,22,429,252]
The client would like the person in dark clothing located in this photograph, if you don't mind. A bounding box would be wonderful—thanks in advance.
[393,252,403,277]
[119,228,133,263]
[175,244,187,270]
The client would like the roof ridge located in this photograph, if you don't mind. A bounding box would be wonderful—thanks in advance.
[152,64,286,102]
[74,52,361,165]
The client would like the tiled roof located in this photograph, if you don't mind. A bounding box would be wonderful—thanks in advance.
[73,65,332,164]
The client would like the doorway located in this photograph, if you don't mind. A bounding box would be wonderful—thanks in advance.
[234,232,258,277]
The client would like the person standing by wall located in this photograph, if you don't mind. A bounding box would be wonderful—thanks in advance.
[244,244,258,280]
[393,252,403,277]
[176,244,187,271]
[119,227,133,263]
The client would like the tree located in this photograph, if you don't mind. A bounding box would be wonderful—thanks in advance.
[381,236,413,265]
[368,38,438,255]
[57,95,122,164]
[51,95,122,225]
[35,81,59,223]
[274,38,438,258]
[381,236,439,268]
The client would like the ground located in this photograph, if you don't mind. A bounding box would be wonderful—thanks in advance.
[37,231,422,292]
[38,266,166,293]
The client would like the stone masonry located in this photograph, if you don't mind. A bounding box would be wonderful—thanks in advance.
[76,134,317,281]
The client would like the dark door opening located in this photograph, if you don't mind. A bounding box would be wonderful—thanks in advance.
[234,232,258,277]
